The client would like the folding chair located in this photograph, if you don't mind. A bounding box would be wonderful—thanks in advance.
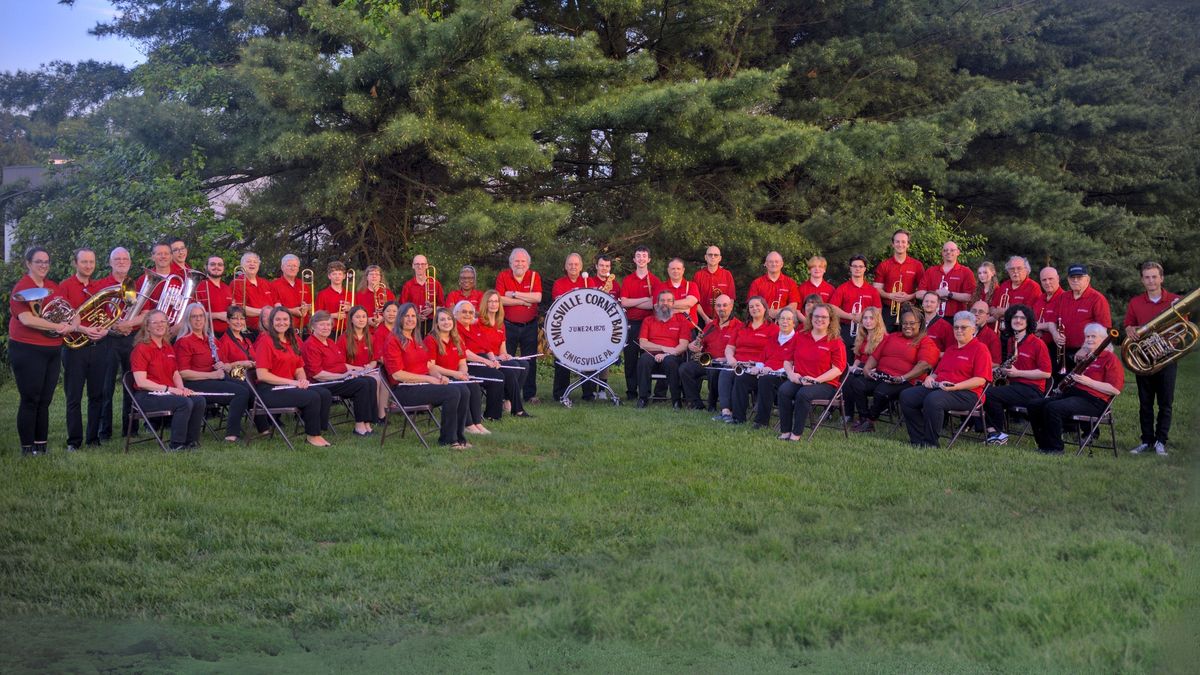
[1074,394,1119,458]
[243,370,298,451]
[807,378,850,441]
[945,384,989,449]
[379,385,441,449]
[122,372,173,453]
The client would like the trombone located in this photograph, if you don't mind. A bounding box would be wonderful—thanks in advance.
[232,265,248,308]
[301,267,316,319]
[424,265,438,319]
[937,279,950,317]
[335,269,356,334]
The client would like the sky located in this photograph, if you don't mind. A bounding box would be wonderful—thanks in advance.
[0,0,143,73]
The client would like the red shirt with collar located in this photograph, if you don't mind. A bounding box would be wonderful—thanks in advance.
[1005,334,1052,392]
[874,256,925,295]
[593,274,622,300]
[639,312,691,350]
[196,279,233,333]
[272,276,312,329]
[217,331,255,364]
[924,318,953,352]
[693,267,736,317]
[345,332,374,367]
[976,324,1001,362]
[1033,287,1065,347]
[729,320,778,362]
[1072,349,1124,402]
[918,263,976,317]
[621,272,660,321]
[8,275,61,347]
[993,277,1041,312]
[175,332,217,374]
[131,339,179,388]
[748,273,800,311]
[760,331,798,370]
[232,277,278,330]
[873,333,940,384]
[699,317,743,357]
[458,320,490,355]
[424,334,466,372]
[355,286,396,317]
[789,331,847,387]
[552,275,589,300]
[371,325,396,359]
[400,276,445,314]
[445,289,483,313]
[797,278,835,304]
[1124,290,1183,329]
[933,338,993,400]
[254,333,304,379]
[830,280,883,315]
[653,278,701,323]
[316,285,351,318]
[494,269,541,324]
[380,333,433,384]
[302,335,349,378]
[1055,286,1112,349]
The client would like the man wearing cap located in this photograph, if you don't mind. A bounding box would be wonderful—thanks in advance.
[1053,264,1112,371]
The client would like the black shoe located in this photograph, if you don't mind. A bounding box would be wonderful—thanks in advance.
[672,401,683,410]
[636,398,649,409]
[21,445,34,457]
[513,410,534,418]
[752,423,766,430]
[85,440,102,448]
[65,445,80,453]
[167,444,189,453]
[34,443,49,455]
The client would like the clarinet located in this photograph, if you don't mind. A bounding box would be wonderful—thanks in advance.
[1048,329,1119,397]
[992,335,1023,385]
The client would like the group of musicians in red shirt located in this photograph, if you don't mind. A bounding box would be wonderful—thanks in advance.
[6,231,1182,456]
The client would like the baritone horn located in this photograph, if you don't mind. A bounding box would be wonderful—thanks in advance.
[1122,287,1200,375]
[61,279,141,348]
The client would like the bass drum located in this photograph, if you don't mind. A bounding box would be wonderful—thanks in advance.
[544,288,628,373]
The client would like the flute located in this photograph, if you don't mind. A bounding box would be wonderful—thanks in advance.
[148,391,236,397]
[271,380,340,391]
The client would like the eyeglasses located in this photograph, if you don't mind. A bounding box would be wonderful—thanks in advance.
[170,246,186,253]
[811,315,830,321]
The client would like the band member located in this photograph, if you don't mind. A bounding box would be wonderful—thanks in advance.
[739,306,800,428]
[372,300,400,353]
[51,248,113,451]
[345,304,390,422]
[849,305,939,432]
[899,310,992,448]
[136,242,177,308]
[168,238,190,275]
[850,306,888,372]
[551,252,591,403]
[131,309,207,451]
[1027,323,1124,454]
[231,252,279,333]
[254,306,333,447]
[175,302,258,442]
[445,265,483,313]
[991,256,1040,326]
[800,256,835,304]
[621,246,659,400]
[970,300,1002,363]
[680,294,743,410]
[654,258,700,324]
[355,264,394,328]
[916,240,976,319]
[97,247,137,441]
[693,246,735,324]
[583,253,621,401]
[748,251,800,320]
[9,246,71,456]
[1052,264,1112,371]
[216,306,257,374]
[830,255,882,355]
[271,254,312,332]
[1033,266,1065,366]
[458,295,530,419]
[197,255,233,335]
[972,261,998,309]
[635,290,691,408]
[426,307,490,435]
[1124,262,1179,456]
[380,303,470,448]
[982,304,1052,445]
[496,247,542,402]
[301,311,378,436]
[921,292,953,352]
[778,304,846,440]
[316,262,352,334]
[873,229,924,331]
[718,296,776,424]
[399,254,445,324]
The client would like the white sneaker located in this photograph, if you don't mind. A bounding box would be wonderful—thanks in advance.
[1154,441,1168,456]
[1129,443,1150,455]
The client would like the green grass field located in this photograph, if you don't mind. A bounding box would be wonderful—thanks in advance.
[1,360,1196,673]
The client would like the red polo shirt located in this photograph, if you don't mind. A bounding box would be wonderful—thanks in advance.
[797,278,835,304]
[8,275,61,347]
[760,331,797,370]
[175,332,217,374]
[874,256,925,295]
[458,320,490,355]
[1033,288,1065,347]
[445,289,483,313]
[653,278,700,323]
[217,331,254,364]
[316,286,351,318]
[345,332,374,367]
[399,277,446,313]
[748,273,800,311]
[873,333,940,384]
[729,320,779,362]
[131,339,179,388]
[232,277,278,330]
[621,272,660,321]
[1006,334,1052,392]
[594,274,622,299]
[1124,290,1182,330]
[639,312,691,349]
[699,317,743,357]
[381,333,433,384]
[272,276,312,329]
[424,334,465,372]
[254,333,304,379]
[302,335,349,378]
[829,281,883,315]
[919,263,976,317]
[551,274,589,300]
[976,324,1001,362]
[196,279,233,333]
[924,318,953,352]
[933,339,993,400]
[1055,287,1112,349]
[789,331,847,387]
[494,269,541,324]
[693,267,736,318]
[993,277,1041,312]
[356,287,396,317]
[1072,349,1125,402]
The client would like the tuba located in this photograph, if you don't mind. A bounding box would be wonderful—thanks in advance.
[1122,287,1200,375]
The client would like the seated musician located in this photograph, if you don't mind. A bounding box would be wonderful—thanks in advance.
[379,303,470,448]
[970,300,1002,363]
[477,289,531,417]
[426,307,490,435]
[373,300,400,352]
[844,306,887,412]
[1027,323,1123,455]
[777,304,846,441]
[737,306,800,429]
[445,265,483,313]
[455,299,529,421]
[130,309,207,451]
[253,306,333,447]
[301,310,378,436]
[679,293,742,411]
[635,290,691,409]
[215,305,258,376]
[717,296,776,423]
[899,310,992,448]
[345,305,389,423]
[174,302,256,442]
[848,304,938,432]
[982,304,1051,445]
[921,292,953,351]
[356,265,395,329]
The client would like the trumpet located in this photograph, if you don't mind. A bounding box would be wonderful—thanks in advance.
[997,286,1011,331]
[890,281,903,322]
[849,299,863,338]
[937,279,950,317]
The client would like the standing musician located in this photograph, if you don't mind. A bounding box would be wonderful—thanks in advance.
[748,251,800,321]
[920,292,953,352]
[1033,267,1065,365]
[916,240,976,320]
[130,309,207,451]
[253,306,334,447]
[778,304,846,441]
[271,254,312,333]
[799,256,836,304]
[1125,261,1179,456]
[739,306,801,429]
[981,304,1052,446]
[680,293,743,411]
[693,246,736,325]
[899,310,992,448]
[399,254,444,328]
[97,247,137,441]
[496,247,543,403]
[457,295,531,419]
[168,238,190,275]
[830,255,882,355]
[582,253,621,401]
[379,303,470,448]
[990,256,1040,327]
[231,252,279,335]
[445,265,483,313]
[137,242,177,308]
[635,290,692,408]
[1051,264,1112,372]
[52,248,113,451]
[316,261,352,335]
[301,310,378,436]
[970,300,1002,363]
[655,258,701,324]
[355,264,394,329]
[551,252,591,404]
[972,261,999,310]
[873,229,925,331]
[849,305,939,433]
[197,255,233,336]
[620,246,659,401]
[717,296,776,424]
[9,246,72,456]
[426,307,491,436]
[1027,323,1124,455]
[215,306,258,378]
[175,302,259,442]
[842,306,887,427]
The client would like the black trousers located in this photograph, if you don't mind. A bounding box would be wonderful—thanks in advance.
[778,381,836,435]
[326,376,378,423]
[100,332,136,438]
[727,371,758,422]
[1027,390,1107,452]
[981,382,1043,433]
[679,360,718,408]
[752,374,785,426]
[9,340,62,447]
[134,391,206,446]
[846,375,912,421]
[255,384,332,437]
[63,338,111,446]
[899,387,978,447]
[504,320,539,400]
[839,323,856,363]
[623,319,644,399]
[391,383,467,445]
[636,353,682,402]
[184,378,258,437]
[1136,362,1176,444]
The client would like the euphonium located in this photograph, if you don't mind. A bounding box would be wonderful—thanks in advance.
[158,269,205,326]
[62,279,140,348]
[1122,287,1200,375]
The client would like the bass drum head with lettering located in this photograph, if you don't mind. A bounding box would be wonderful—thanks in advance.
[545,288,628,372]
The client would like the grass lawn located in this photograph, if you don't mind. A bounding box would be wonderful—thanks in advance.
[0,359,1196,673]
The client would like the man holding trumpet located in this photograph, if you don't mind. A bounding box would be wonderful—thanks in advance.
[873,229,924,332]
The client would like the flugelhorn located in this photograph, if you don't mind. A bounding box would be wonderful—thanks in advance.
[1122,287,1200,375]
